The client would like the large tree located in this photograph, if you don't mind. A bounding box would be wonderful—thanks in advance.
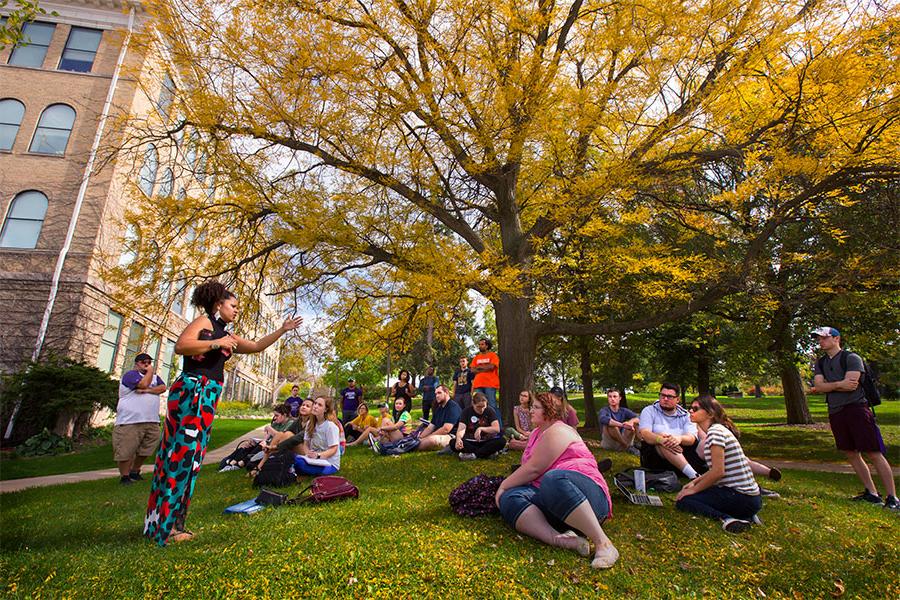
[116,0,900,422]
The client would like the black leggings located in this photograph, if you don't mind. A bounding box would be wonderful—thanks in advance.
[457,436,506,458]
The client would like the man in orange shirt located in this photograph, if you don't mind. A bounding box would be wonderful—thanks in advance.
[470,338,501,427]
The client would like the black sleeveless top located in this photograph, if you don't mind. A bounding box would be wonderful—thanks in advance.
[182,316,231,382]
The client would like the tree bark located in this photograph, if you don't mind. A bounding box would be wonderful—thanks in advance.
[780,360,813,424]
[494,294,538,427]
[697,342,710,396]
[754,383,763,398]
[579,337,598,427]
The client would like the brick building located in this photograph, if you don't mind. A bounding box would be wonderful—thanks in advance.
[0,1,282,420]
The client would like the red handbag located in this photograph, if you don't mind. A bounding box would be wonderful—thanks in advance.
[291,476,359,504]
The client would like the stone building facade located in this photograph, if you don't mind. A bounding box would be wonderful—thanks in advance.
[0,1,282,417]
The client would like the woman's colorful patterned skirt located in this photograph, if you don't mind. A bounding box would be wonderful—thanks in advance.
[144,373,222,546]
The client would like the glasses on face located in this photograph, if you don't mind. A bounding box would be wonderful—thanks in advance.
[689,405,702,413]
[659,393,677,399]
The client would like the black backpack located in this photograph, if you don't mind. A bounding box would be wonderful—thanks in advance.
[252,453,297,487]
[817,350,881,408]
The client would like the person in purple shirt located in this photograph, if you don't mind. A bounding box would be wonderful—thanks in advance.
[285,385,303,418]
[598,389,640,455]
[114,353,167,485]
[339,378,363,425]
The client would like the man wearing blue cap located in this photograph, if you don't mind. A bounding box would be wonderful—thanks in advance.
[810,326,898,511]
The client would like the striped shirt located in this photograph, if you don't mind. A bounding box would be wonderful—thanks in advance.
[703,424,759,496]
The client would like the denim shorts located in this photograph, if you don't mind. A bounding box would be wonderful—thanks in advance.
[498,469,609,529]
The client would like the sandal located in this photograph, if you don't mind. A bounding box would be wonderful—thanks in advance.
[167,530,195,544]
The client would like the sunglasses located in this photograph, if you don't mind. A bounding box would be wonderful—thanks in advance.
[689,405,703,413]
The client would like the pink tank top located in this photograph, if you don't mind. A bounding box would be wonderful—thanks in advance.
[522,425,613,515]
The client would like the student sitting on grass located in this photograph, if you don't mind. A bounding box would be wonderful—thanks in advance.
[249,399,313,477]
[376,398,411,443]
[347,403,393,447]
[598,389,640,456]
[221,403,296,471]
[675,396,762,533]
[344,402,379,443]
[505,390,535,451]
[294,396,341,476]
[496,392,619,569]
[549,386,580,428]
[452,391,506,460]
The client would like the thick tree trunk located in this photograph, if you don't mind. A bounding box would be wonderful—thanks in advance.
[494,294,538,427]
[697,342,710,396]
[579,337,597,427]
[754,383,763,398]
[618,385,629,408]
[780,361,813,424]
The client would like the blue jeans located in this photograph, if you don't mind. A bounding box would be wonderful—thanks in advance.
[294,455,338,476]
[499,470,609,531]
[676,485,762,521]
[474,387,501,428]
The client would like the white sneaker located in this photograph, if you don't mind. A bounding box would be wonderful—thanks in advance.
[458,452,476,461]
[751,514,763,526]
[722,518,752,533]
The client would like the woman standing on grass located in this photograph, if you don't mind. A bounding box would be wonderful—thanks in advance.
[496,392,619,569]
[144,280,300,546]
[294,397,341,476]
[389,369,415,417]
[675,396,762,533]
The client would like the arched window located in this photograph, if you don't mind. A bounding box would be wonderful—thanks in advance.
[29,104,75,155]
[0,190,49,248]
[118,223,139,266]
[157,168,174,197]
[0,99,26,151]
[138,144,158,196]
[157,73,175,118]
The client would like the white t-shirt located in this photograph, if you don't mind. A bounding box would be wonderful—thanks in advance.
[115,370,165,425]
[308,420,341,469]
[639,401,697,438]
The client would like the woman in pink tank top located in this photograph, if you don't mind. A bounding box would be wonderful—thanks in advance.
[495,392,619,569]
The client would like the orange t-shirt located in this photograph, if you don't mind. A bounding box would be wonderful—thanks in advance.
[470,351,500,389]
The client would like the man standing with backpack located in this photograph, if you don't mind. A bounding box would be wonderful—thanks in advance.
[810,326,898,511]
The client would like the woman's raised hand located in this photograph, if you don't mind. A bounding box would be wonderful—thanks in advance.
[281,316,303,331]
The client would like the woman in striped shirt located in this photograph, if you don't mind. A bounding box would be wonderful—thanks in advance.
[675,395,762,533]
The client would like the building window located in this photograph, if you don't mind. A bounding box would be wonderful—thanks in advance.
[157,168,174,197]
[0,98,26,151]
[29,104,76,155]
[118,224,139,266]
[0,190,48,248]
[159,339,177,384]
[8,21,56,68]
[138,144,158,196]
[96,310,123,373]
[120,321,145,376]
[157,73,175,118]
[170,281,184,315]
[145,333,160,365]
[58,26,102,73]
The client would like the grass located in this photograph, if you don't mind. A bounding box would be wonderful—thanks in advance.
[0,418,269,481]
[1,441,898,598]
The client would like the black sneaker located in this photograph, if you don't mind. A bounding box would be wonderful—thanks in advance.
[758,486,780,499]
[884,495,900,511]
[436,445,454,456]
[128,471,144,481]
[851,490,883,504]
[120,476,135,485]
[768,467,782,482]
[722,518,752,533]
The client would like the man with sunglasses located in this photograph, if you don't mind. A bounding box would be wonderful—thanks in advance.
[638,383,707,479]
[113,353,167,485]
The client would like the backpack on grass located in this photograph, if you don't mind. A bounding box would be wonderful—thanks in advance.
[448,474,504,517]
[290,476,359,504]
[252,452,296,487]
[379,435,420,456]
[816,350,881,408]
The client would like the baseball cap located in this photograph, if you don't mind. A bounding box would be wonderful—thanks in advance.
[549,385,566,399]
[135,353,153,363]
[348,377,355,382]
[811,326,840,338]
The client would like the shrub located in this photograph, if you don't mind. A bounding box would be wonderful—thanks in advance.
[215,401,256,417]
[15,428,73,457]
[0,355,118,443]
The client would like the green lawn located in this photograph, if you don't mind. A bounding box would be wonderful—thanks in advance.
[0,418,269,481]
[2,442,898,598]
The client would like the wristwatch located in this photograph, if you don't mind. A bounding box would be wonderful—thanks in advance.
[211,342,220,350]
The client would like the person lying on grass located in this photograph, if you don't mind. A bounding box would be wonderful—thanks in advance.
[506,390,535,451]
[451,391,506,460]
[294,396,341,476]
[347,403,393,446]
[675,396,762,534]
[496,392,619,569]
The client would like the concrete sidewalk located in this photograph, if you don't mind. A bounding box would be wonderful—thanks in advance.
[0,425,267,494]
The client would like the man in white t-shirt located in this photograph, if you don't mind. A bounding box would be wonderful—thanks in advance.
[638,383,707,479]
[114,353,167,485]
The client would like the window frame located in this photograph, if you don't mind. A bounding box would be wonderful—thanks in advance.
[0,98,26,151]
[96,309,124,373]
[7,21,56,68]
[0,190,49,249]
[29,103,76,156]
[57,26,103,73]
